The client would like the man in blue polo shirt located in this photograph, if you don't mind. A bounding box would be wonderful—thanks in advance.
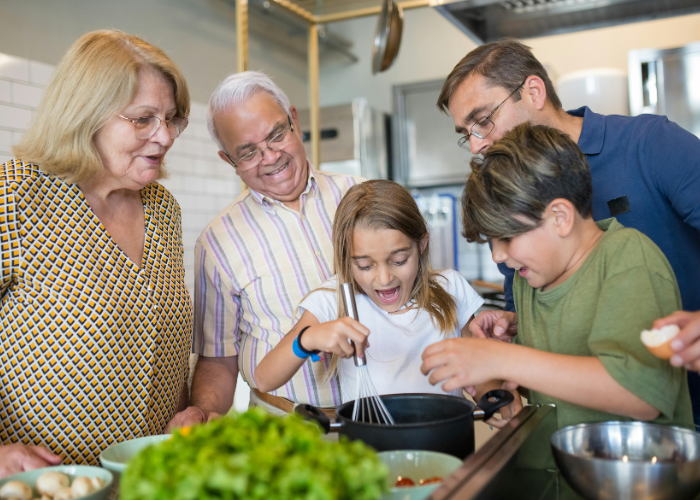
[438,38,700,427]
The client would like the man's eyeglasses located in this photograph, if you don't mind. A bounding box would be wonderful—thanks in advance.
[118,115,188,140]
[223,117,295,171]
[457,78,528,150]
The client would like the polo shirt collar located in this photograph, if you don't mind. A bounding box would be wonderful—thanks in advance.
[248,160,317,212]
[568,106,605,155]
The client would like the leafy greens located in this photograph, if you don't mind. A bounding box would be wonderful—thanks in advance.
[120,408,389,500]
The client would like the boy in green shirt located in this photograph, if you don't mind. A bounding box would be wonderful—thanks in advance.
[421,123,693,431]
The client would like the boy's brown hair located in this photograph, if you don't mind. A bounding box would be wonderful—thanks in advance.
[462,123,593,243]
[437,38,561,113]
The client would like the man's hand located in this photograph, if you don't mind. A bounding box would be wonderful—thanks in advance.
[421,337,506,392]
[165,406,223,433]
[653,310,700,371]
[0,444,62,479]
[469,310,518,342]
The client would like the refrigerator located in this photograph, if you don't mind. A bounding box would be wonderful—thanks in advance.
[392,80,502,285]
[629,41,700,137]
[296,99,390,180]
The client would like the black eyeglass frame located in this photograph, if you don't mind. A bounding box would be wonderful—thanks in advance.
[457,78,528,150]
[223,116,295,170]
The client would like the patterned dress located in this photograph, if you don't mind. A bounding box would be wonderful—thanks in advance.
[0,159,193,465]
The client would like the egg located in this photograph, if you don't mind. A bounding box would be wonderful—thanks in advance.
[641,325,681,359]
[0,480,32,500]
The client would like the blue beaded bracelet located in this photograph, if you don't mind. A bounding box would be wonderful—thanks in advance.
[293,327,321,362]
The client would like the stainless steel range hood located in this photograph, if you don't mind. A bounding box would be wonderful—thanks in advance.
[433,0,700,45]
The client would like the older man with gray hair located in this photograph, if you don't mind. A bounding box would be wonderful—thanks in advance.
[166,72,362,429]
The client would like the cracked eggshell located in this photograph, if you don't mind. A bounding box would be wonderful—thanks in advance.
[641,324,681,359]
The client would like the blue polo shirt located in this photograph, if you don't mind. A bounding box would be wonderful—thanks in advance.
[499,106,700,312]
[496,107,700,417]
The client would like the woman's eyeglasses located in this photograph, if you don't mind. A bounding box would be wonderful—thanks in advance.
[118,115,189,140]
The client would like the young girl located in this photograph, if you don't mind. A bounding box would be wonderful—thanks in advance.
[255,180,486,402]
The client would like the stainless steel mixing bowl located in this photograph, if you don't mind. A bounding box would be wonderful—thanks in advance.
[551,421,700,500]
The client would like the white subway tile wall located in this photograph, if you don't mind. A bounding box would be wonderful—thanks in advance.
[0,52,242,296]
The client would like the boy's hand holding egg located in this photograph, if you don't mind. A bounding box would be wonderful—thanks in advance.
[301,317,370,359]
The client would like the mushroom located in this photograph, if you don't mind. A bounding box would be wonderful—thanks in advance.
[0,481,32,500]
[52,488,73,500]
[70,477,96,498]
[89,478,104,491]
[36,471,70,497]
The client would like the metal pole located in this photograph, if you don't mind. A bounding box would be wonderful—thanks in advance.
[315,0,431,24]
[308,23,321,169]
[268,0,316,23]
[236,0,249,72]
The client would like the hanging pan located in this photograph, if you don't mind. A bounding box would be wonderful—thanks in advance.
[371,0,403,74]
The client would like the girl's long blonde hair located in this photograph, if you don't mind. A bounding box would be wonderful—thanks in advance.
[326,180,459,375]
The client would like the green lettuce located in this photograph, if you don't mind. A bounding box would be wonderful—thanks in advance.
[120,408,388,500]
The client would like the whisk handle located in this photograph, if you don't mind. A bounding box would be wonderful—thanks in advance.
[341,283,367,366]
[341,283,359,321]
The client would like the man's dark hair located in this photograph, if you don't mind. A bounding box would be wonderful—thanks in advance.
[437,38,562,113]
[461,123,593,243]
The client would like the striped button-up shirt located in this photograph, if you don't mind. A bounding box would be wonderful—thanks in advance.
[193,166,363,406]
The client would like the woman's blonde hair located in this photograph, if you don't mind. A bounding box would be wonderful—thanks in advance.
[325,180,459,375]
[13,29,190,184]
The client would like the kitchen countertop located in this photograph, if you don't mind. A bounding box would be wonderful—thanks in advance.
[430,405,700,500]
[427,404,697,500]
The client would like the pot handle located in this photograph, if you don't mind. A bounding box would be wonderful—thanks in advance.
[295,404,331,433]
[473,389,514,422]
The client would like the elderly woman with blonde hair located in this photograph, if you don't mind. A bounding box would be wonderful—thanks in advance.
[0,29,193,474]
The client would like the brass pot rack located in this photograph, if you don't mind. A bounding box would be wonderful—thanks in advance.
[234,0,434,168]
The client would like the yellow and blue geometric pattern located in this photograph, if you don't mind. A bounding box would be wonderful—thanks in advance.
[0,159,193,465]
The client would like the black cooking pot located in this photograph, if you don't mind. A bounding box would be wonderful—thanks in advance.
[295,390,513,459]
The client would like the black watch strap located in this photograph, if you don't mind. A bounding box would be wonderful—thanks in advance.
[296,326,320,355]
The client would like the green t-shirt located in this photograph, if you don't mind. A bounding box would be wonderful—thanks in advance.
[513,218,693,431]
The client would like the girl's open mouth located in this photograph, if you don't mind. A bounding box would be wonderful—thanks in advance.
[376,286,400,304]
[518,267,529,278]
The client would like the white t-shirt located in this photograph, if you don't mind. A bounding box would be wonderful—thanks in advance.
[298,269,484,403]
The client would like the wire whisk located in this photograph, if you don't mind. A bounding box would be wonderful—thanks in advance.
[341,283,395,425]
